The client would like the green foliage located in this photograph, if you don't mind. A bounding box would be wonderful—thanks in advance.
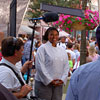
[25,0,81,19]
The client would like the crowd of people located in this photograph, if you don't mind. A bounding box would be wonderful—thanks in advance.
[0,26,100,100]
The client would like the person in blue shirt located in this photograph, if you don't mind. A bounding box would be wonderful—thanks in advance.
[65,25,100,100]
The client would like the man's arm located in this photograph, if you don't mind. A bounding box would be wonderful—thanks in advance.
[13,84,32,99]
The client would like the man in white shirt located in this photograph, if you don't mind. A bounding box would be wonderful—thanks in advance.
[0,37,32,99]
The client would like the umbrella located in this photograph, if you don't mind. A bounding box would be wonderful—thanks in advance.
[19,25,40,35]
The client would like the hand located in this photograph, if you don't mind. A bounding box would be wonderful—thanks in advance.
[20,84,32,97]
[21,60,33,73]
[24,60,33,68]
[50,79,63,86]
[50,80,57,85]
[58,80,63,86]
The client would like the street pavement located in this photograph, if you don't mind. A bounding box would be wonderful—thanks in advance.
[62,94,66,100]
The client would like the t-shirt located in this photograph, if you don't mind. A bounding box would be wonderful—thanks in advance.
[69,60,73,68]
[66,50,76,60]
[88,54,99,61]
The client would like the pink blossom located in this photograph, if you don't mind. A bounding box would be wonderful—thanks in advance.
[94,11,98,14]
[53,22,56,25]
[88,24,91,26]
[66,15,71,17]
[95,24,97,26]
[66,28,69,30]
[71,29,73,32]
[77,17,82,21]
[86,23,88,25]
[88,9,93,13]
[59,24,63,27]
[85,16,89,19]
[67,20,72,24]
[85,12,89,16]
[64,15,68,19]
[88,9,91,12]
[61,14,64,16]
[90,19,94,23]
[62,20,65,23]
[75,18,77,20]
[94,17,97,20]
[55,21,59,24]
[59,16,63,21]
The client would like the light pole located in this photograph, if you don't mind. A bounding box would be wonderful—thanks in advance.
[10,0,17,37]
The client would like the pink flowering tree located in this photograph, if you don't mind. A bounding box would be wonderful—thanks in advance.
[53,9,99,33]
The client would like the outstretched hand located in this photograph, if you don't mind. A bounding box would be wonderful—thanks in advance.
[21,60,33,74]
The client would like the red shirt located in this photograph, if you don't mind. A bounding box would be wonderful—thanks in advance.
[0,52,2,61]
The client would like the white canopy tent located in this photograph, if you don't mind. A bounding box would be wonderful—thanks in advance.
[59,30,70,37]
[19,25,40,35]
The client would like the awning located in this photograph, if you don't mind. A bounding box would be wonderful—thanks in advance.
[19,25,40,35]
[59,30,70,37]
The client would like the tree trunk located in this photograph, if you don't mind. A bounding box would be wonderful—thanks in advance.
[80,0,88,65]
[80,30,86,65]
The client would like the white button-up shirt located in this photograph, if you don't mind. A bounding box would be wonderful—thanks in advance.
[35,41,69,85]
[0,58,25,92]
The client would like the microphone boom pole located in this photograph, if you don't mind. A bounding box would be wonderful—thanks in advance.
[26,20,37,84]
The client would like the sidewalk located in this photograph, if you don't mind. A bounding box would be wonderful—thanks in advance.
[62,94,66,100]
[62,77,70,100]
